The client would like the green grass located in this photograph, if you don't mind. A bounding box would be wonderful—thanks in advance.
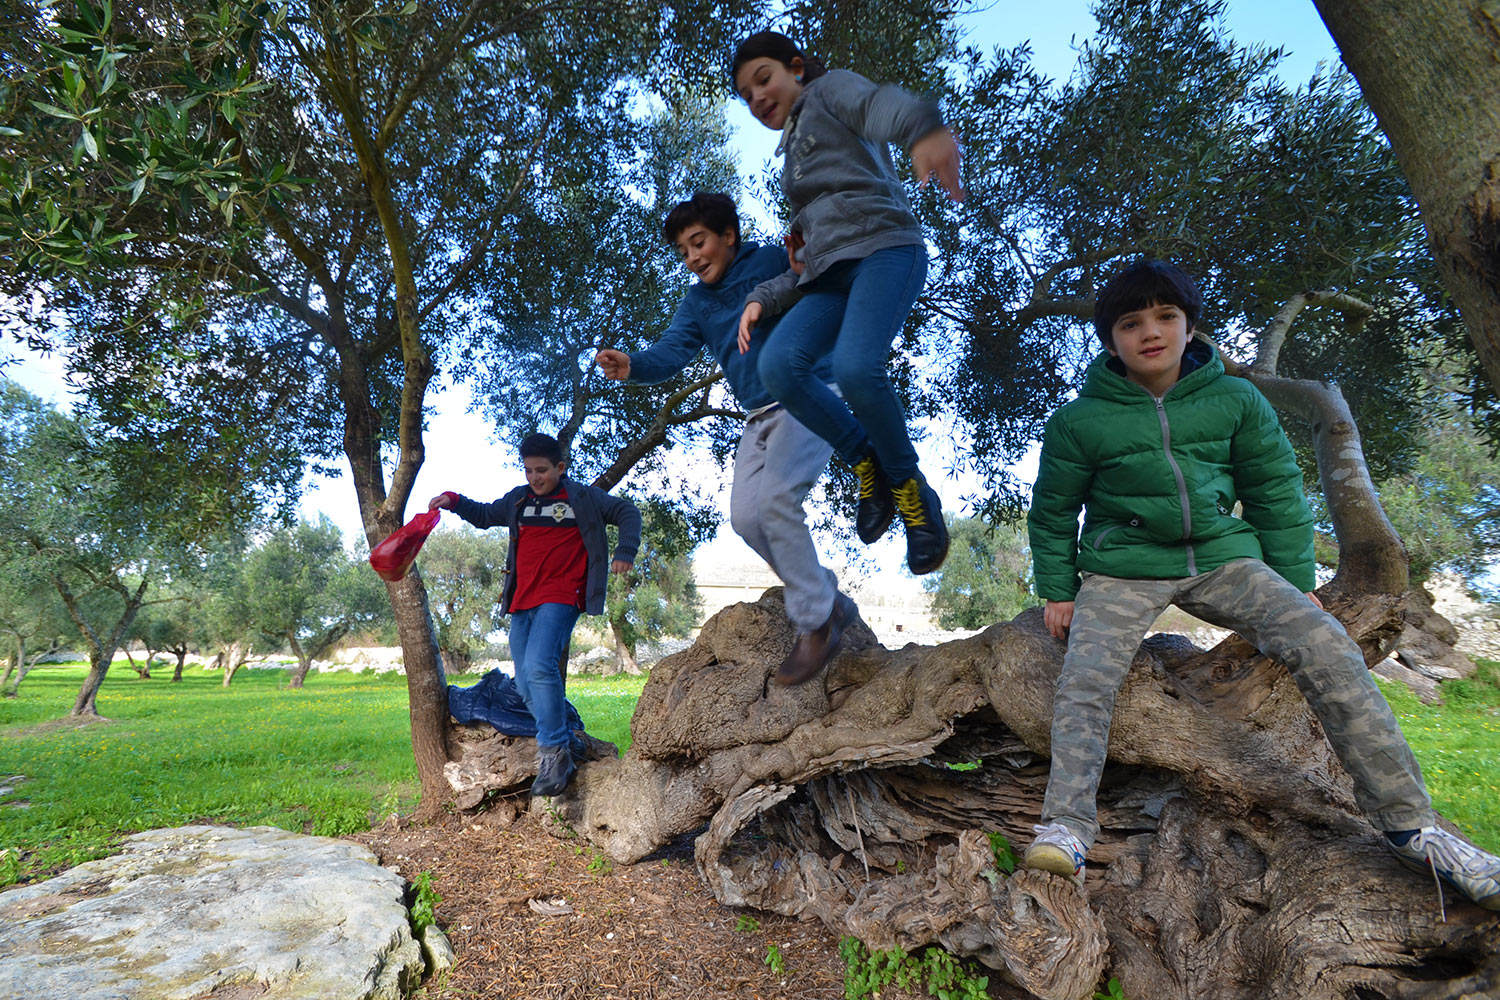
[1376,658,1500,852]
[0,663,646,886]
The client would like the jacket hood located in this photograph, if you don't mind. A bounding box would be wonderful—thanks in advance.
[1080,335,1220,403]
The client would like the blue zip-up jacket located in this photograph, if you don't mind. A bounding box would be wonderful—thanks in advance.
[449,476,641,616]
[628,241,834,409]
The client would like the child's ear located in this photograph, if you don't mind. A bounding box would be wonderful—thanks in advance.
[723,227,738,247]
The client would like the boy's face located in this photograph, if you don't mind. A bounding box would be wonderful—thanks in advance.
[523,456,565,496]
[674,223,737,285]
[1107,301,1192,394]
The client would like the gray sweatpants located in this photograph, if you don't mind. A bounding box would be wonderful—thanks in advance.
[730,405,841,632]
[1043,559,1434,848]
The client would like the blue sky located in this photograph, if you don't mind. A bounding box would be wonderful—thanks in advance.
[6,1,1342,566]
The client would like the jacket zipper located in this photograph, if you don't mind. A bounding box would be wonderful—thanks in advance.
[1154,397,1197,576]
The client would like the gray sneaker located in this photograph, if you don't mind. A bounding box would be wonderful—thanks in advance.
[1388,826,1500,918]
[531,744,575,798]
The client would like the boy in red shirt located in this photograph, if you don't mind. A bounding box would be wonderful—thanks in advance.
[430,433,640,796]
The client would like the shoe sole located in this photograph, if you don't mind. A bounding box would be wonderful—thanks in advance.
[1023,845,1084,884]
[857,509,895,545]
[773,631,845,686]
[1393,853,1500,909]
[908,533,950,576]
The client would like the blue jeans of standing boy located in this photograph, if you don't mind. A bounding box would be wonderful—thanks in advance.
[757,244,928,481]
[508,602,581,748]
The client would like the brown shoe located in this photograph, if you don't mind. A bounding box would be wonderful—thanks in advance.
[774,608,846,686]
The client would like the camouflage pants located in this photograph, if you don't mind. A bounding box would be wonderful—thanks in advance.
[1042,558,1434,848]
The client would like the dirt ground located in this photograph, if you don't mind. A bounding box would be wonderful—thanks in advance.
[351,809,872,1000]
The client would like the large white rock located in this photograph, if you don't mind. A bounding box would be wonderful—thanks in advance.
[0,825,424,1000]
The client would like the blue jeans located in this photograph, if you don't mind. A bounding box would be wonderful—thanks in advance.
[508,602,581,748]
[757,244,928,480]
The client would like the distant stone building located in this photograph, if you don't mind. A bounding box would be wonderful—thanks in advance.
[691,556,939,636]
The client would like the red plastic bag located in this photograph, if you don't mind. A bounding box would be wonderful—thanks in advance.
[369,509,441,581]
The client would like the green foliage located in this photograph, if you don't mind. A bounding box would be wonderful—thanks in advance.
[416,527,510,672]
[930,0,1467,518]
[763,942,786,978]
[1094,977,1131,1000]
[923,516,1039,629]
[410,871,441,933]
[238,518,390,673]
[1367,384,1500,589]
[735,913,762,934]
[597,500,707,661]
[840,937,991,1000]
[987,831,1017,875]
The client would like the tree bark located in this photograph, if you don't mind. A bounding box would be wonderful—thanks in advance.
[609,618,640,676]
[511,589,1500,1000]
[66,577,147,717]
[287,634,310,689]
[170,644,187,682]
[1313,0,1500,394]
[221,642,247,689]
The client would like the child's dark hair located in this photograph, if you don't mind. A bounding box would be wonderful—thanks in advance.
[519,432,564,465]
[730,30,828,91]
[663,192,739,246]
[1093,259,1203,348]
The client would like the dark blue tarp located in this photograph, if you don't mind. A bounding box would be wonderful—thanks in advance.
[447,669,589,755]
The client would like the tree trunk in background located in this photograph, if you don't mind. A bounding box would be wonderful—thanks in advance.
[1314,0,1500,394]
[221,643,247,689]
[170,645,187,682]
[0,642,16,693]
[609,619,640,676]
[287,635,310,690]
[440,647,473,676]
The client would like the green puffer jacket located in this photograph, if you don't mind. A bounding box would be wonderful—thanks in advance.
[1028,337,1315,601]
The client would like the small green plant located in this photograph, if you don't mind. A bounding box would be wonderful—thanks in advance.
[586,850,612,875]
[987,831,1017,874]
[1093,977,1130,1000]
[410,871,442,933]
[735,913,762,933]
[945,759,983,772]
[0,848,19,888]
[764,942,786,977]
[841,937,990,1000]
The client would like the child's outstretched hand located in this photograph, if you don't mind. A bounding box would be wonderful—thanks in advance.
[738,302,763,354]
[911,126,965,203]
[595,348,631,380]
[428,491,458,512]
[1044,599,1074,640]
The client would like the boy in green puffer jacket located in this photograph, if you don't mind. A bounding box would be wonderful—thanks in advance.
[1022,259,1500,914]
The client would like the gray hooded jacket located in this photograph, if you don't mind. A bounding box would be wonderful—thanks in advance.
[745,69,944,317]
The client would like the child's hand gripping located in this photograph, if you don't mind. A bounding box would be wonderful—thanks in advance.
[595,349,631,380]
[1044,600,1074,640]
[737,302,763,354]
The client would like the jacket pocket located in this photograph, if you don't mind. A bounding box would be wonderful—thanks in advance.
[1090,517,1141,551]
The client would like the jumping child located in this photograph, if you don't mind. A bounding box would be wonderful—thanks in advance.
[597,192,857,685]
[429,433,640,797]
[1023,258,1500,912]
[731,30,963,576]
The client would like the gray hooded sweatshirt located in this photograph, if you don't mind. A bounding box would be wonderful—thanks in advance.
[745,68,945,317]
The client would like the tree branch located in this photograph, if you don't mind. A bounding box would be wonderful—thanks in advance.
[1252,290,1373,376]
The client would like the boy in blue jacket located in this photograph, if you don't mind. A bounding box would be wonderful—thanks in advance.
[596,193,858,685]
[429,432,640,796]
[1022,259,1499,913]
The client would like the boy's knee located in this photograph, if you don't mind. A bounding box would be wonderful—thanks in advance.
[830,354,885,403]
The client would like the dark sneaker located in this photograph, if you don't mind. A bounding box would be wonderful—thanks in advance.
[774,593,858,686]
[892,476,949,575]
[531,744,575,797]
[1022,822,1087,887]
[1388,826,1500,918]
[853,449,895,544]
